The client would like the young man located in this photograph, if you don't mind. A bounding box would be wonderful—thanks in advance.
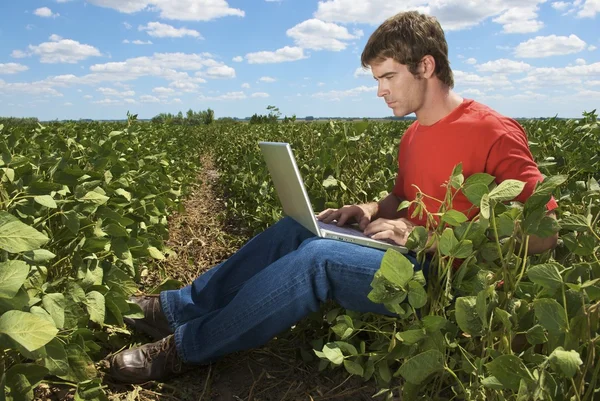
[109,11,557,383]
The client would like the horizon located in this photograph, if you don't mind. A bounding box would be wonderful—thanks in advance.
[0,1,598,121]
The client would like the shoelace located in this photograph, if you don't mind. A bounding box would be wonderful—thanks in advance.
[145,337,184,373]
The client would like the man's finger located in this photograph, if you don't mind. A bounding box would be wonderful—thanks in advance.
[358,215,370,230]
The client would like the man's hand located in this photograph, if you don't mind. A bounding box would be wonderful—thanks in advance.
[363,218,416,246]
[317,203,377,230]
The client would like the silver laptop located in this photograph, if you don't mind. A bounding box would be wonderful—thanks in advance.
[258,141,408,254]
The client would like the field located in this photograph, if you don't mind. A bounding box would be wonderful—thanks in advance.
[0,111,599,401]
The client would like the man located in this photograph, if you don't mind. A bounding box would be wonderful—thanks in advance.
[109,10,557,383]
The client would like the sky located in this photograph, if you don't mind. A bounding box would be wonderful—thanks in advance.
[0,0,599,121]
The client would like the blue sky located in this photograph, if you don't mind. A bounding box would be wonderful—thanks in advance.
[0,0,599,120]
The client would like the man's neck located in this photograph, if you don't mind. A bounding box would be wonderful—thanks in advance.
[415,86,464,126]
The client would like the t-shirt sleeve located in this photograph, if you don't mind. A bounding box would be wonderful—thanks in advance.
[392,132,407,200]
[486,121,558,211]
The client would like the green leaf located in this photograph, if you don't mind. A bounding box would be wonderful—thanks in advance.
[148,246,165,260]
[58,343,97,382]
[526,324,547,345]
[85,291,105,325]
[115,188,132,201]
[455,296,483,336]
[463,183,489,206]
[44,338,69,376]
[439,228,458,257]
[6,363,48,401]
[422,315,447,332]
[78,191,109,205]
[408,280,427,308]
[397,350,444,385]
[527,263,563,291]
[0,310,57,351]
[104,223,129,238]
[322,175,338,188]
[441,210,468,226]
[42,293,66,329]
[0,260,30,299]
[465,173,495,188]
[23,249,56,263]
[395,328,426,345]
[560,215,589,232]
[0,211,49,253]
[481,376,504,390]
[534,298,568,336]
[61,210,80,234]
[486,355,534,391]
[533,175,568,196]
[34,195,57,209]
[488,179,525,201]
[343,360,364,376]
[480,193,491,219]
[322,343,344,365]
[379,249,414,288]
[548,347,583,378]
[452,239,473,259]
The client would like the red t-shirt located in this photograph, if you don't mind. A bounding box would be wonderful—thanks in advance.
[392,99,558,227]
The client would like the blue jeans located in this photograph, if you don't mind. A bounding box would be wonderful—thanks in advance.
[160,217,426,364]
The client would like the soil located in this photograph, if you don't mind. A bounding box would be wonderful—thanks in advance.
[82,155,384,401]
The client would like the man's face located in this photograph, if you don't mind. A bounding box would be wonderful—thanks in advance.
[370,58,426,117]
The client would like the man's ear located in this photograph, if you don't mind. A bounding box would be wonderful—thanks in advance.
[421,55,436,79]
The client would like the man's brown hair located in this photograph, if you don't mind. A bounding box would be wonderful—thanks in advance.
[361,11,454,88]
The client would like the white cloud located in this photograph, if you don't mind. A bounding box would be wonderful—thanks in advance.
[200,91,247,101]
[286,19,362,51]
[124,22,133,29]
[203,65,236,79]
[460,88,485,96]
[97,87,136,97]
[123,39,153,45]
[246,46,307,64]
[139,21,202,38]
[475,59,532,74]
[514,34,587,58]
[64,102,73,106]
[312,85,376,101]
[87,0,245,21]
[0,79,63,97]
[241,82,250,88]
[313,0,547,33]
[93,98,136,105]
[586,80,600,86]
[83,95,93,99]
[492,6,544,33]
[575,58,587,65]
[354,67,371,78]
[454,70,513,88]
[259,76,276,83]
[34,7,59,18]
[0,63,29,74]
[516,62,600,88]
[140,95,160,102]
[318,82,326,86]
[589,45,598,51]
[465,58,477,65]
[251,92,269,98]
[551,1,570,10]
[577,0,600,17]
[232,56,243,62]
[152,86,175,95]
[22,35,102,64]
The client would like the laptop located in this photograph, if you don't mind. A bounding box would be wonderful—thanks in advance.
[258,141,408,254]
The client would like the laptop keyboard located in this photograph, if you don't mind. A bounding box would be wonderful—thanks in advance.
[316,220,370,238]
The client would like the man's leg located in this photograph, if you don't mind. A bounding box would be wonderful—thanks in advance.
[160,216,315,328]
[174,237,424,365]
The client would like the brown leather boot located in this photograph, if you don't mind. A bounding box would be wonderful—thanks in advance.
[109,334,191,383]
[123,295,174,340]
